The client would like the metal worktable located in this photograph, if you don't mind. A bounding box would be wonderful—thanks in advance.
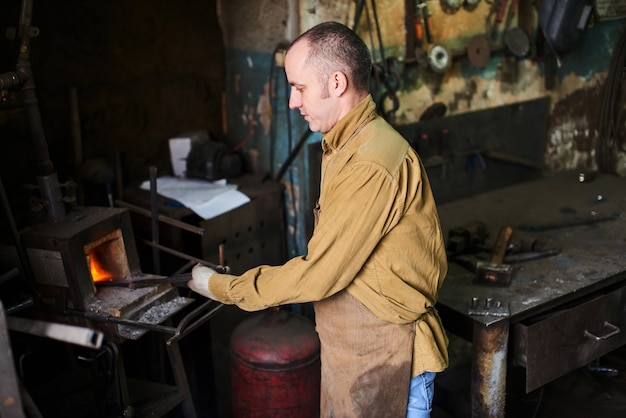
[435,171,626,417]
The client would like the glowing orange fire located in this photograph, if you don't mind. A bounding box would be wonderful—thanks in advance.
[89,253,114,282]
[84,230,131,284]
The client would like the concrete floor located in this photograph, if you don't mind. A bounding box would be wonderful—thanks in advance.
[17,326,626,417]
[432,342,626,417]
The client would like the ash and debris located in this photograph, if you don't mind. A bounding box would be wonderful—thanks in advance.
[119,296,192,340]
[136,296,190,324]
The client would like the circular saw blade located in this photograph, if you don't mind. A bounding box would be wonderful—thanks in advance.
[428,43,452,73]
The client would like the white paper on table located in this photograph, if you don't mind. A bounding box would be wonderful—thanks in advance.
[168,137,192,177]
[140,176,251,220]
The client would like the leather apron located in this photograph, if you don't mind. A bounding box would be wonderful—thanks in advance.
[314,290,415,418]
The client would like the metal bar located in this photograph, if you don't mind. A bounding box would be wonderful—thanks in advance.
[114,199,205,235]
[175,259,196,276]
[138,238,225,271]
[7,316,104,349]
[68,298,223,343]
[5,298,34,315]
[95,273,193,289]
[518,212,622,232]
[0,268,20,284]
[0,301,25,418]
[503,248,561,263]
[471,320,509,418]
[0,177,36,293]
[76,310,177,334]
[483,150,545,169]
[167,300,224,345]
[19,380,42,418]
[165,332,197,418]
[109,342,132,414]
[149,166,160,274]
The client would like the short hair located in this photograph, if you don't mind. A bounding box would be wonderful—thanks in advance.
[290,21,372,93]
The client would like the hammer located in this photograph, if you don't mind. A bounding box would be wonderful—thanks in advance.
[474,226,513,285]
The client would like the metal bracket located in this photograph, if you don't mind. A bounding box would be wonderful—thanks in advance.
[468,297,510,317]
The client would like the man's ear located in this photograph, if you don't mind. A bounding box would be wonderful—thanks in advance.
[329,71,348,97]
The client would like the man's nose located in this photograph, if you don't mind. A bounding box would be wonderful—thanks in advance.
[288,89,300,109]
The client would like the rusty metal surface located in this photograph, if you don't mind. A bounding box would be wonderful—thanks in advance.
[472,320,509,418]
[21,207,142,311]
[437,171,626,326]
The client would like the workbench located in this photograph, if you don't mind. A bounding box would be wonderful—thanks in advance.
[435,171,626,417]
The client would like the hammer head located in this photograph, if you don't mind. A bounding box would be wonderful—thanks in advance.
[475,261,512,285]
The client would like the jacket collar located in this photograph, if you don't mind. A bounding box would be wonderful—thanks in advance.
[322,94,377,154]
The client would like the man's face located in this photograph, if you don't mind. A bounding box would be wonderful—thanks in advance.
[285,41,338,134]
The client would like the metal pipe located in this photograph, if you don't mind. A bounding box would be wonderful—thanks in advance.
[69,86,84,205]
[16,0,48,173]
[286,0,299,41]
[471,320,509,418]
[14,0,65,219]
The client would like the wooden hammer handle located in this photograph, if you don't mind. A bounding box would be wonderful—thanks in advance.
[490,226,513,264]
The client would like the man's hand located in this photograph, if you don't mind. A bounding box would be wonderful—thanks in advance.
[188,264,218,299]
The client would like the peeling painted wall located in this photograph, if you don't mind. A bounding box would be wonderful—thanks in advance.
[218,0,625,255]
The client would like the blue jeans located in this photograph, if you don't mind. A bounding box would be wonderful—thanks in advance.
[406,371,436,418]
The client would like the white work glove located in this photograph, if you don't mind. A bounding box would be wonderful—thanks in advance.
[188,264,218,299]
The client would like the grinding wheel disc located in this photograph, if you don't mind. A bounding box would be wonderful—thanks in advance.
[504,27,530,58]
[420,102,447,121]
[467,34,491,68]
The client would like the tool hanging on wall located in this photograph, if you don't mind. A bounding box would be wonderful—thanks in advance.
[502,0,530,57]
[467,34,491,68]
[354,0,400,124]
[503,27,530,58]
[489,0,511,41]
[415,0,433,45]
[414,1,453,73]
[427,43,452,73]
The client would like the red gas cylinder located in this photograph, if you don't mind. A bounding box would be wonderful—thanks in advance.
[230,308,320,417]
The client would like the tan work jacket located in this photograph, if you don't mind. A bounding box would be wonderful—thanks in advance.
[209,95,449,377]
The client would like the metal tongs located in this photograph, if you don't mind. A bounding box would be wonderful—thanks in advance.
[95,260,229,289]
